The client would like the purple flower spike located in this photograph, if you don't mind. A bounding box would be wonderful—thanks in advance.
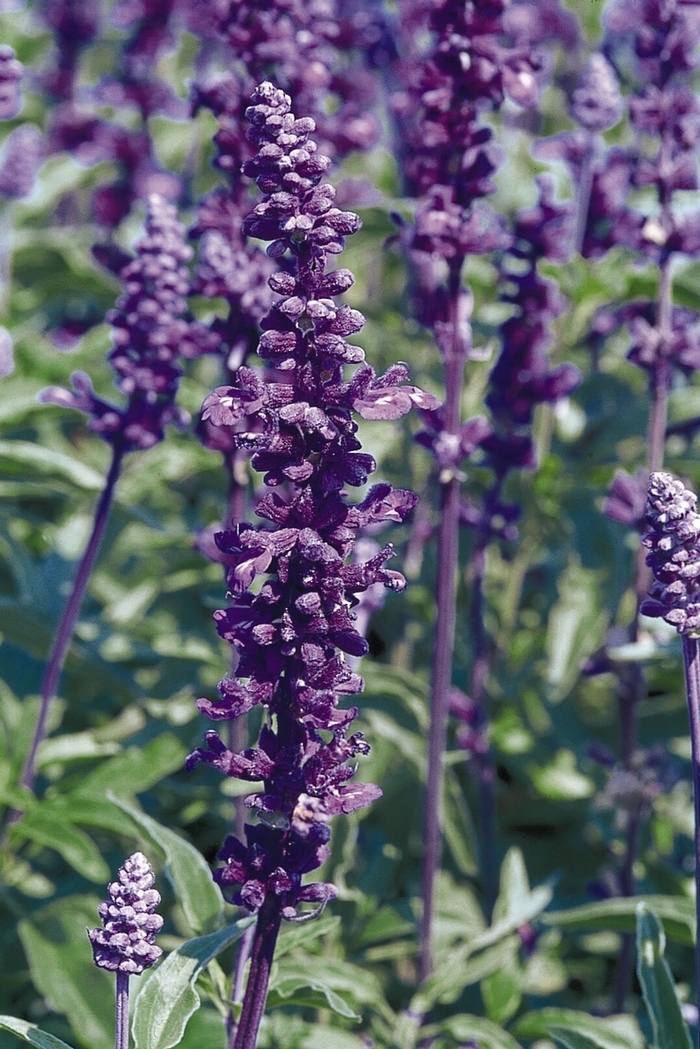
[641,471,700,633]
[40,193,217,451]
[88,852,163,975]
[0,45,23,120]
[190,83,436,922]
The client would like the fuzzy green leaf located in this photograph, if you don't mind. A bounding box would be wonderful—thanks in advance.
[636,903,692,1049]
[109,794,224,935]
[132,918,254,1049]
[0,1017,78,1049]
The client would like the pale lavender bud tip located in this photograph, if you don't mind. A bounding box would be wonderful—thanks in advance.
[88,852,163,975]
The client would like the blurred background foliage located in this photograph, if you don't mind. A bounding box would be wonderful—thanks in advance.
[1,1,700,1048]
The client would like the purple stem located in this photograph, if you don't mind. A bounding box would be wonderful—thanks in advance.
[468,538,497,917]
[682,634,700,1031]
[115,970,130,1049]
[613,237,673,1011]
[8,442,125,820]
[232,895,282,1049]
[227,923,256,1049]
[419,259,469,983]
[573,131,595,255]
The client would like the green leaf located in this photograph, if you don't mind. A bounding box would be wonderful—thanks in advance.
[74,736,186,799]
[543,896,695,946]
[273,915,341,958]
[636,903,692,1049]
[0,440,104,490]
[0,1017,77,1049]
[549,1028,617,1049]
[9,809,110,884]
[270,956,390,1019]
[435,1013,523,1049]
[18,896,114,1049]
[513,1009,645,1048]
[300,1028,369,1049]
[481,943,522,1026]
[132,917,254,1049]
[266,977,360,1020]
[443,768,477,875]
[411,936,520,1014]
[109,794,224,935]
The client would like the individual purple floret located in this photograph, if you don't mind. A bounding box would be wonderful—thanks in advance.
[40,193,217,451]
[88,852,163,974]
[0,45,22,120]
[189,83,436,919]
[0,125,45,199]
[641,471,700,633]
[570,53,623,133]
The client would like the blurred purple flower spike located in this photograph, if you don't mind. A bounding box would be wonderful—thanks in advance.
[0,45,22,120]
[0,125,45,200]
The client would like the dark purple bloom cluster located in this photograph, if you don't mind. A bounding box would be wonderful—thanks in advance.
[192,0,380,161]
[486,180,580,444]
[88,852,163,975]
[42,0,184,231]
[394,0,543,212]
[641,471,700,633]
[188,83,438,919]
[0,45,22,120]
[549,3,700,264]
[39,0,99,101]
[40,193,216,451]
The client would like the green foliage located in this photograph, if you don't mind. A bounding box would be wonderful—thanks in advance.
[1,4,700,1049]
[635,905,692,1049]
[132,918,254,1049]
[0,1018,76,1049]
[110,795,225,936]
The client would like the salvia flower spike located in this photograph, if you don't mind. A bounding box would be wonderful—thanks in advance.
[88,852,163,1049]
[642,471,700,634]
[189,81,437,1049]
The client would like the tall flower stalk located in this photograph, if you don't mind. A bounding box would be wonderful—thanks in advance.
[392,0,544,973]
[188,82,436,1049]
[6,195,213,823]
[642,472,700,1030]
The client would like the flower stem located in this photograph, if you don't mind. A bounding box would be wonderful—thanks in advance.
[682,634,700,1028]
[115,970,130,1049]
[613,239,673,1010]
[233,895,282,1049]
[573,131,595,255]
[468,537,498,917]
[227,924,256,1049]
[419,260,469,983]
[8,442,124,821]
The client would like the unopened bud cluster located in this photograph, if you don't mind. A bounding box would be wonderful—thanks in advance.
[88,852,163,975]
